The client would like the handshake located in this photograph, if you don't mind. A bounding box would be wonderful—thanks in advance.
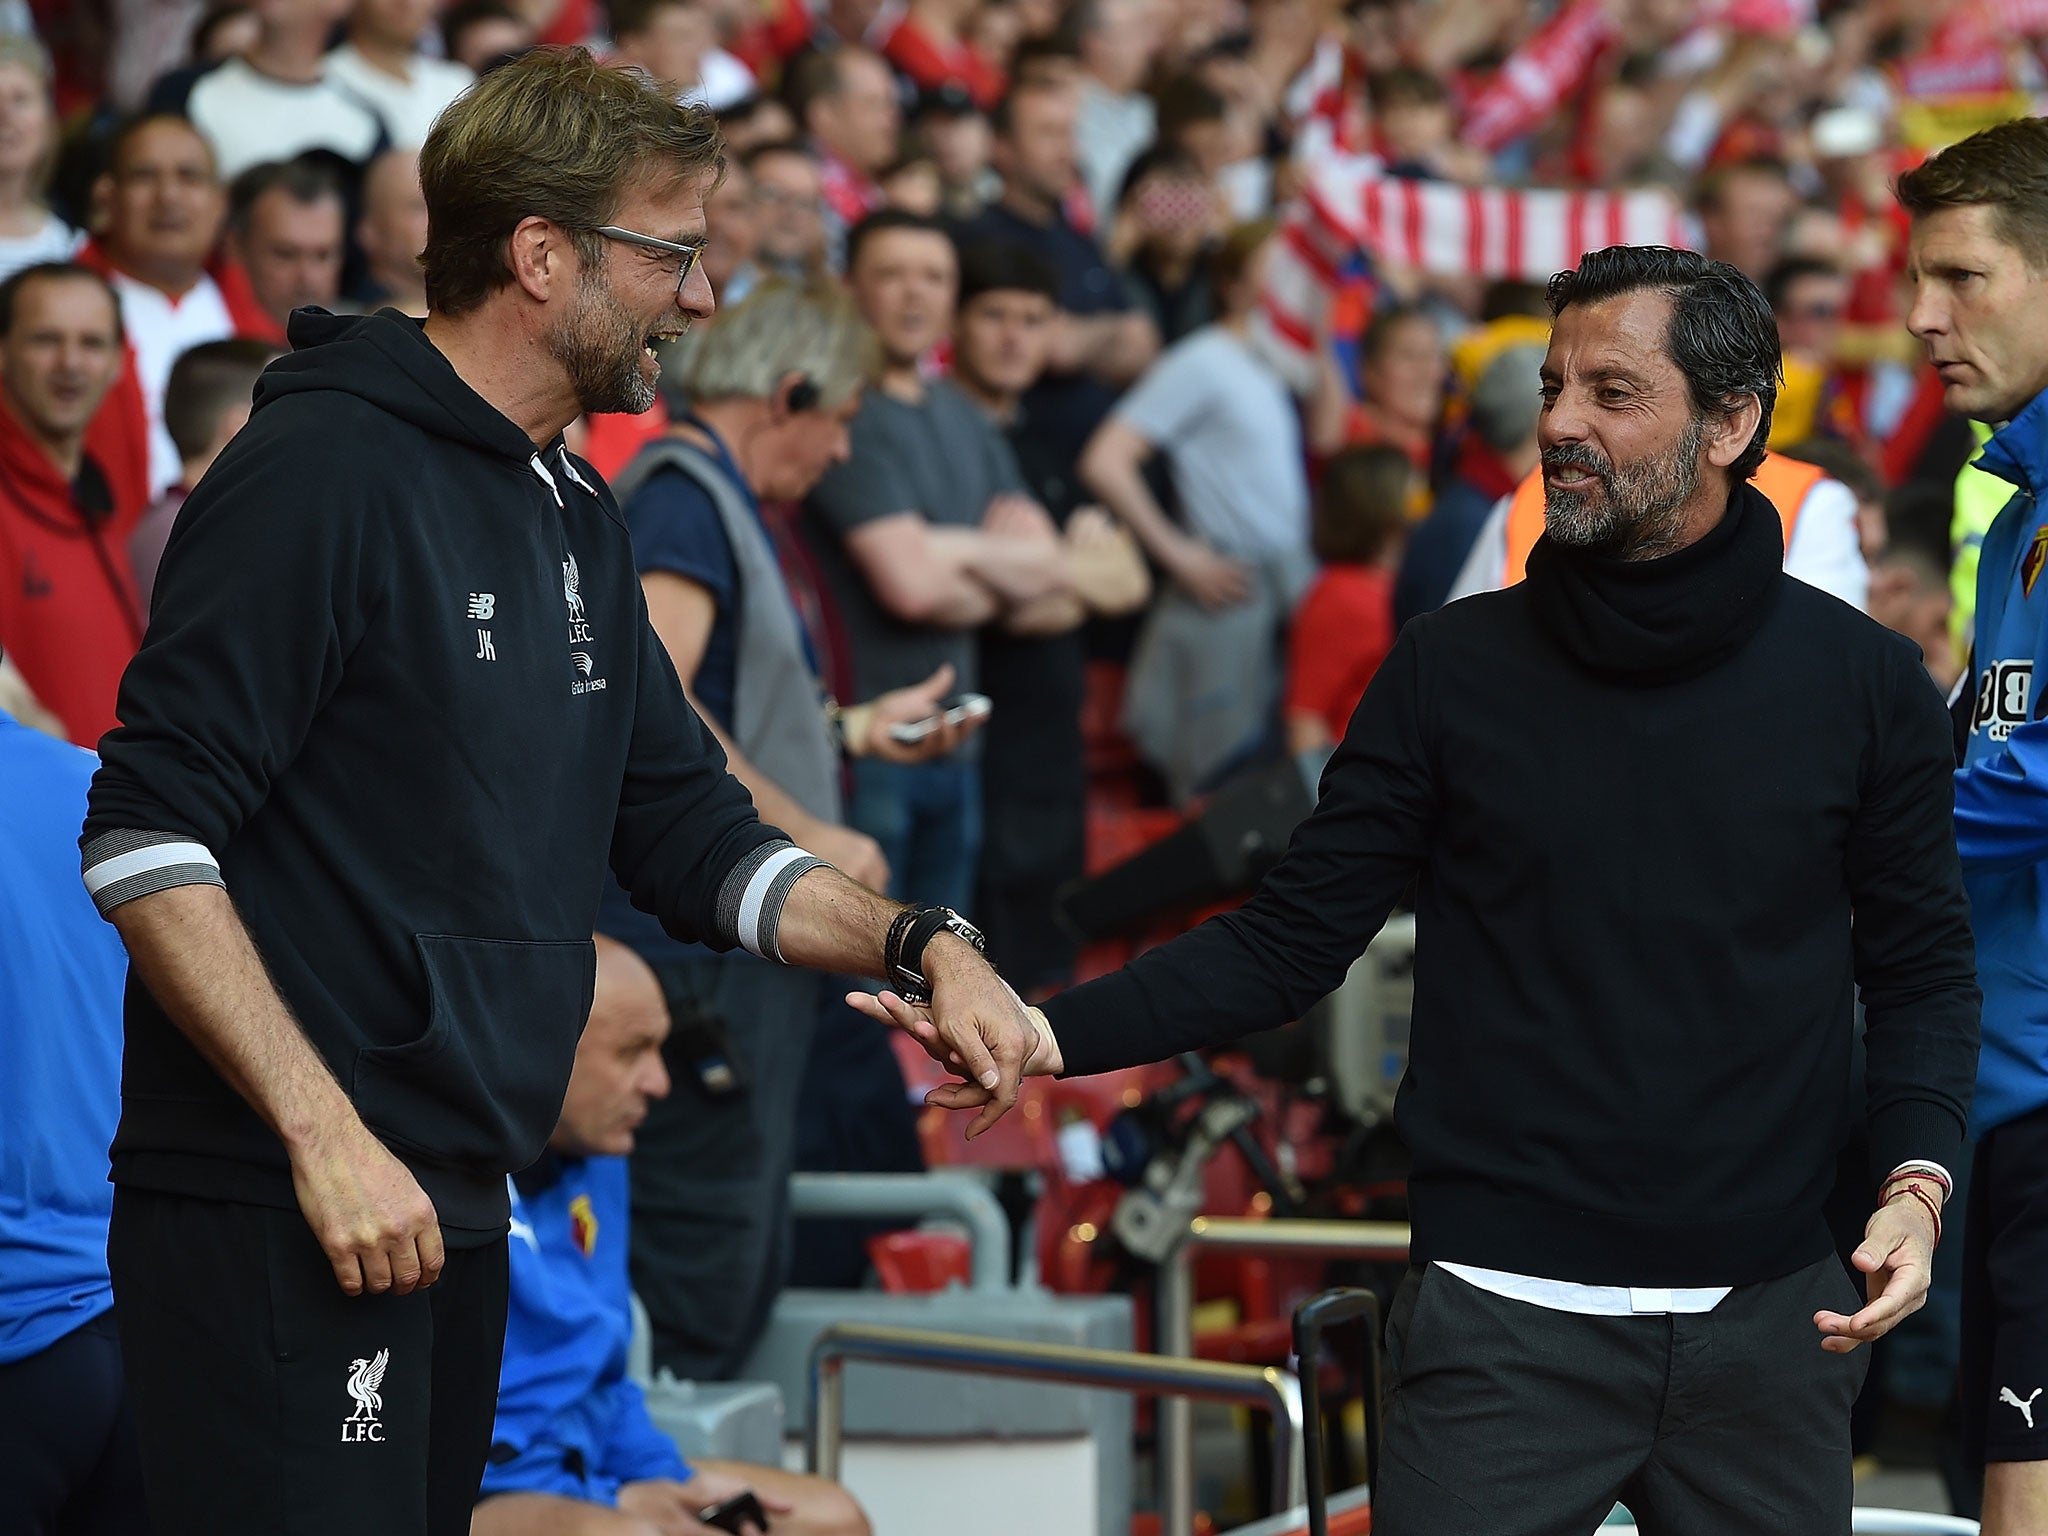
[844,930,1064,1138]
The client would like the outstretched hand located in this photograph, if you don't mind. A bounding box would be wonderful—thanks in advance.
[1813,1196,1938,1353]
[848,949,1063,1137]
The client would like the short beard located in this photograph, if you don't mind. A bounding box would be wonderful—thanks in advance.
[544,273,657,417]
[1542,413,1705,561]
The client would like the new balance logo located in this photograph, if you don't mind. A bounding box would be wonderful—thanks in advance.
[467,592,496,619]
[476,629,496,661]
[2003,1387,2044,1429]
[342,1349,389,1443]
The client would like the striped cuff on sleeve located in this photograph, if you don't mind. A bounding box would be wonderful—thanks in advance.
[712,839,828,962]
[81,829,225,917]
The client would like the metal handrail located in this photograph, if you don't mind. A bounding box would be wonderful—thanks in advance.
[1158,1217,1411,1536]
[788,1172,1012,1292]
[808,1321,1307,1523]
[1605,1515,1975,1536]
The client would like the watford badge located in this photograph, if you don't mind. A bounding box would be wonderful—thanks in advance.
[569,1193,599,1258]
[2026,525,2048,599]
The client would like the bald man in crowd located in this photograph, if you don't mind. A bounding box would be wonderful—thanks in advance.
[474,936,869,1536]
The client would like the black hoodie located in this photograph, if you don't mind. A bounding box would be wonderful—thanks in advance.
[82,310,787,1237]
[1046,482,1982,1286]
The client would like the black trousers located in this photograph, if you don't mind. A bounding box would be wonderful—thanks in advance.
[1376,1258,1869,1535]
[109,1188,508,1536]
[629,956,821,1380]
[1961,1099,2048,1465]
[0,1310,151,1535]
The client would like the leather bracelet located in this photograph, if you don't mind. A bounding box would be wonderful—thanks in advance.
[1886,1183,1943,1249]
[883,905,922,985]
[897,906,961,986]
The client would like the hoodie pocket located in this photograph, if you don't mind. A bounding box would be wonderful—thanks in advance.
[353,935,596,1173]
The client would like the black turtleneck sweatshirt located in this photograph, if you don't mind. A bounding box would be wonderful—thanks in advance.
[1045,482,1981,1287]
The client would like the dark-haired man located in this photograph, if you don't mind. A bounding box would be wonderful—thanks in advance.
[1697,156,1799,283]
[950,241,1147,989]
[880,245,1982,1533]
[788,47,900,266]
[748,141,829,282]
[1902,114,2048,1535]
[0,264,145,748]
[1766,255,1854,446]
[78,114,266,498]
[225,158,347,334]
[954,77,1156,476]
[85,52,1034,1536]
[442,0,536,73]
[803,210,1081,913]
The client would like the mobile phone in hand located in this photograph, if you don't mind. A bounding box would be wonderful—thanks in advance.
[886,691,992,745]
[699,1490,770,1533]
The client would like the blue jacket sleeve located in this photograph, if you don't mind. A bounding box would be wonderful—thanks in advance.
[1954,716,2048,873]
[595,1377,692,1488]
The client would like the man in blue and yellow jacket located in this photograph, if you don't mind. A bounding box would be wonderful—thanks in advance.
[1906,118,2048,1530]
[473,936,869,1536]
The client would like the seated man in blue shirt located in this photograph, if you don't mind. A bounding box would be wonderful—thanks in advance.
[473,935,869,1536]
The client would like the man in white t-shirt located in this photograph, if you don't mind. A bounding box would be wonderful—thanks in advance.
[326,0,476,147]
[1078,220,1311,798]
[1073,0,1158,233]
[157,0,386,180]
[1079,220,1311,608]
[83,116,242,499]
[609,0,758,113]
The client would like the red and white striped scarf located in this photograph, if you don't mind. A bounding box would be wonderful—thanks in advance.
[1257,155,1689,380]
[1460,0,1616,154]
[1459,0,1814,153]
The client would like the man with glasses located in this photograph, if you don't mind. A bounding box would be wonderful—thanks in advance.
[82,48,1036,1536]
[1766,256,1854,445]
[748,140,829,282]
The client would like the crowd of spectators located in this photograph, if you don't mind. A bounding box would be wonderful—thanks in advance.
[8,0,2001,799]
[0,0,2027,1521]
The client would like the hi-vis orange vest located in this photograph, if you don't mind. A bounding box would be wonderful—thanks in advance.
[1500,452,1827,586]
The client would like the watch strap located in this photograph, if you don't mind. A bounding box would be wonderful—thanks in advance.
[890,905,983,1004]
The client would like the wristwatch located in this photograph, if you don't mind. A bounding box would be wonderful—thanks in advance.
[885,904,987,1005]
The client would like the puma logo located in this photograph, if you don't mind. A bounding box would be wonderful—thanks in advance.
[2001,1386,2044,1429]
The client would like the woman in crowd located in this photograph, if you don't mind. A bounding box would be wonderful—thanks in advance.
[0,35,78,284]
[1313,300,1449,469]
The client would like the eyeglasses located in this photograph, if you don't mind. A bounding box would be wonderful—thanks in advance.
[593,224,706,296]
[752,186,825,215]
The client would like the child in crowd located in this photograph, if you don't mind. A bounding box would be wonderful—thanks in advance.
[129,337,280,610]
[1284,444,1413,757]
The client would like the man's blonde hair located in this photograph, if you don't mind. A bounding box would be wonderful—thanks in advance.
[419,47,723,316]
[670,279,879,411]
